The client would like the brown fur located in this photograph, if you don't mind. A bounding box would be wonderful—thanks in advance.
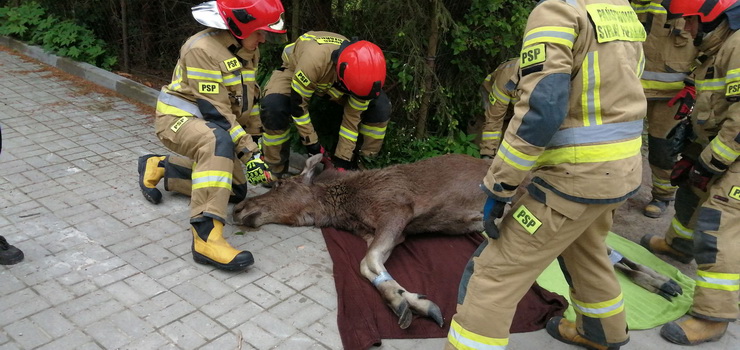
[233,153,681,328]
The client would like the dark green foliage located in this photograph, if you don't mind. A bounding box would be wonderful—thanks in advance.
[0,1,117,69]
[0,0,535,166]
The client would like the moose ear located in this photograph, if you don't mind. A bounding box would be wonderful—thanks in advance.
[301,154,324,184]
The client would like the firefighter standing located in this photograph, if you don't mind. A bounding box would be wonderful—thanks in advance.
[631,0,698,218]
[137,0,286,271]
[478,58,519,159]
[259,31,390,173]
[446,0,647,349]
[640,0,740,345]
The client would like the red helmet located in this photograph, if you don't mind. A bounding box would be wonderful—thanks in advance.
[667,0,739,22]
[217,0,286,39]
[336,41,386,99]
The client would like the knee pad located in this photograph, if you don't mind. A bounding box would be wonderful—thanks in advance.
[260,94,292,130]
[361,91,391,123]
[647,135,675,170]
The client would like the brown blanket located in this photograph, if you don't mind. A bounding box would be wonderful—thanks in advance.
[322,228,568,350]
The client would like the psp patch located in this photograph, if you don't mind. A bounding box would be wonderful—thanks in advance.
[521,43,546,68]
[727,81,740,97]
[294,70,311,87]
[223,57,242,71]
[513,205,542,234]
[730,186,740,202]
[170,116,189,133]
[198,82,219,94]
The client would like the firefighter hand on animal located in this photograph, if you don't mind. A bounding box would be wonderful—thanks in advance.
[259,31,391,174]
[640,0,740,345]
[447,0,648,349]
[137,0,287,271]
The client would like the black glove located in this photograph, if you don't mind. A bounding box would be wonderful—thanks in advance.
[306,143,325,156]
[331,155,355,171]
[483,196,506,239]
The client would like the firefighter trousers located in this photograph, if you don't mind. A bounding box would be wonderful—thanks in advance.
[447,191,628,349]
[646,99,682,201]
[662,161,740,321]
[154,114,248,223]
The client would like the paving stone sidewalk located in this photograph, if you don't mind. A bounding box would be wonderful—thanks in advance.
[0,40,737,349]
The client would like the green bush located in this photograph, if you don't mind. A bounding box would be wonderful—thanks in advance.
[0,1,117,70]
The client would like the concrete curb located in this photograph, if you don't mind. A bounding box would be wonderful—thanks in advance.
[0,35,159,107]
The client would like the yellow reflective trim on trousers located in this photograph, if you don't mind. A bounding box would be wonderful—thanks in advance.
[482,131,502,140]
[536,137,641,167]
[572,293,625,318]
[641,80,685,91]
[229,126,246,143]
[696,270,740,292]
[671,217,694,239]
[523,26,577,49]
[293,113,311,125]
[359,124,386,139]
[192,170,233,190]
[447,319,508,350]
[652,174,677,190]
[582,51,603,126]
[339,126,359,142]
[262,130,291,146]
[499,141,538,171]
[710,137,740,162]
[156,101,193,117]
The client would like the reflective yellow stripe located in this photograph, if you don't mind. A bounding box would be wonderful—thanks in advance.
[671,217,694,239]
[168,65,184,91]
[339,126,358,142]
[291,80,314,98]
[293,113,311,125]
[186,67,223,82]
[499,141,538,171]
[726,67,740,83]
[536,136,641,166]
[710,137,740,162]
[632,3,667,14]
[572,293,625,318]
[250,104,260,116]
[523,26,577,49]
[229,125,246,144]
[652,174,677,191]
[242,69,256,82]
[222,72,241,86]
[348,96,370,111]
[447,319,508,350]
[641,80,685,91]
[282,43,295,62]
[696,270,740,292]
[156,101,194,117]
[359,124,386,139]
[262,130,291,146]
[482,131,502,141]
[582,51,603,126]
[328,87,344,99]
[696,77,725,92]
[492,85,512,105]
[192,170,232,190]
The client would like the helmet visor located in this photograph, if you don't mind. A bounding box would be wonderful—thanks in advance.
[191,1,227,29]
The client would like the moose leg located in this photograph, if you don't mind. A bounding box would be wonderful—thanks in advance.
[358,215,444,329]
[609,248,683,301]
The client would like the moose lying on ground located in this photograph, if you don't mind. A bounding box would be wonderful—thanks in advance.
[233,153,682,329]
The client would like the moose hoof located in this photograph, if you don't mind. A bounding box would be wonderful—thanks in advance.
[428,303,444,327]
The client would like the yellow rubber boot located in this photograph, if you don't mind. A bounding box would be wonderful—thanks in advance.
[640,234,692,264]
[660,317,728,345]
[138,155,166,204]
[191,218,254,271]
[546,316,622,350]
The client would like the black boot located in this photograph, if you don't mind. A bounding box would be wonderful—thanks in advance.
[0,235,24,265]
